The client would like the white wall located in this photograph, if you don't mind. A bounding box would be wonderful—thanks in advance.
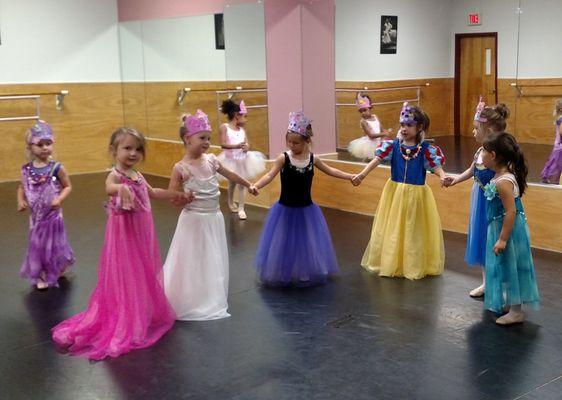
[517,0,562,78]
[335,0,453,81]
[224,2,266,81]
[118,21,144,82]
[140,14,226,81]
[0,0,121,83]
[450,0,519,78]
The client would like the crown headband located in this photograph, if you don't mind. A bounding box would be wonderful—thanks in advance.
[474,96,488,123]
[356,93,371,110]
[287,110,312,137]
[399,102,416,125]
[183,109,212,137]
[27,121,54,144]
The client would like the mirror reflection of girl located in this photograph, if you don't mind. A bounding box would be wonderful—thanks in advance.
[18,121,75,290]
[163,110,257,321]
[348,93,391,161]
[217,99,266,220]
[480,132,539,325]
[252,111,354,287]
[352,103,447,280]
[540,98,562,184]
[444,99,510,298]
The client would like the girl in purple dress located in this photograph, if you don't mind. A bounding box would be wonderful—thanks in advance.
[540,98,562,184]
[52,127,188,360]
[17,121,75,289]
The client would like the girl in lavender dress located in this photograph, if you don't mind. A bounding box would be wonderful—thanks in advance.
[17,121,75,289]
[540,98,562,184]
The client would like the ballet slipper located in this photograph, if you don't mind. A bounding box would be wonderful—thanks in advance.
[495,311,524,326]
[238,210,247,220]
[469,284,485,298]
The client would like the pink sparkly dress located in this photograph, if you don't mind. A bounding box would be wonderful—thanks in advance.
[51,170,176,360]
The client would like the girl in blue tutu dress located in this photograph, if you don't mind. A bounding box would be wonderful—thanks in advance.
[252,110,354,286]
[480,132,539,325]
[352,103,447,280]
[444,98,510,297]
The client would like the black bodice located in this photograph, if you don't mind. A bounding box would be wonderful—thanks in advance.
[278,152,314,207]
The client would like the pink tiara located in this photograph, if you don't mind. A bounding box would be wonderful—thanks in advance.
[356,93,371,110]
[287,110,312,136]
[399,102,416,124]
[239,100,248,115]
[183,109,212,136]
[474,96,487,123]
[27,120,54,144]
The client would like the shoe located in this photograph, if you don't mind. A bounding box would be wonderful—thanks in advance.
[229,202,238,213]
[469,285,485,298]
[238,210,247,220]
[495,312,524,326]
[36,280,48,290]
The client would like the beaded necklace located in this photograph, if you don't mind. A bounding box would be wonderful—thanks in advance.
[399,141,422,161]
[26,162,57,185]
[114,167,142,184]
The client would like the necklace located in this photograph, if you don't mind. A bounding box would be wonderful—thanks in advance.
[399,142,422,161]
[114,167,141,183]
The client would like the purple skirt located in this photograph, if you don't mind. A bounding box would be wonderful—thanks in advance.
[541,147,562,183]
[255,202,339,287]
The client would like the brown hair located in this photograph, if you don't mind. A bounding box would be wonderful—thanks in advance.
[480,103,510,132]
[483,132,528,196]
[109,127,146,159]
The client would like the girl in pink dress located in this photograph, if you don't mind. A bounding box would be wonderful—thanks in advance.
[52,127,189,360]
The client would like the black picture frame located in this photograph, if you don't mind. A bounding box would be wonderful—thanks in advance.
[214,13,225,50]
[380,16,398,54]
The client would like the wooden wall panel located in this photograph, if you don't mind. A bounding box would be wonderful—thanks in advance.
[0,83,124,182]
[129,80,269,156]
[336,78,454,149]
[140,139,562,253]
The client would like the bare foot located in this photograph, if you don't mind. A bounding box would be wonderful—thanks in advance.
[469,284,485,298]
[228,202,238,213]
[36,280,48,290]
[238,210,247,220]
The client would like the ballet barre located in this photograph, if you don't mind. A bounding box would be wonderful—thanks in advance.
[0,95,40,122]
[335,83,430,107]
[215,88,268,129]
[510,82,562,97]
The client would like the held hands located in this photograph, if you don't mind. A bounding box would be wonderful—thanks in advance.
[493,239,507,256]
[442,176,456,187]
[248,185,259,196]
[171,190,195,207]
[351,174,364,186]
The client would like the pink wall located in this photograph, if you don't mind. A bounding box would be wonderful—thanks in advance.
[265,0,336,156]
[117,0,257,21]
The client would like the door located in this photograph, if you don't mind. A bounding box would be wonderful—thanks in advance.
[455,33,498,136]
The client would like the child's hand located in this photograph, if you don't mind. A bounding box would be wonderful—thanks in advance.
[493,239,507,256]
[351,174,364,186]
[51,198,62,208]
[171,191,194,207]
[248,185,259,196]
[442,176,456,187]
[17,199,28,211]
[117,185,135,210]
[241,142,250,152]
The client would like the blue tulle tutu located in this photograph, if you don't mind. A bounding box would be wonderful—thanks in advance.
[255,202,339,286]
[464,182,488,266]
[484,186,540,314]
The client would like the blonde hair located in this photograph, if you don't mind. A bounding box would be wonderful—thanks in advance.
[109,127,146,159]
[480,103,510,132]
[554,98,562,122]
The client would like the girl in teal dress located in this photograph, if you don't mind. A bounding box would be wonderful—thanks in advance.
[481,132,540,325]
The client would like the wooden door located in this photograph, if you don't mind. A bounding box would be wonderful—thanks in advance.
[455,34,497,136]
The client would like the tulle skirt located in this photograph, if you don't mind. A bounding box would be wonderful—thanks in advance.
[540,147,562,184]
[484,214,540,314]
[20,210,75,286]
[361,180,444,280]
[51,210,175,360]
[255,202,339,286]
[348,136,380,159]
[464,182,488,267]
[163,210,230,321]
[217,151,266,180]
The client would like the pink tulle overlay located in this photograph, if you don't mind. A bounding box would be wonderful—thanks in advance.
[51,173,175,360]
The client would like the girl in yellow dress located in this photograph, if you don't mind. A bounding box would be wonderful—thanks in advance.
[352,103,446,280]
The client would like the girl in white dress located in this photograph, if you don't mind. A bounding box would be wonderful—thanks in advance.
[348,93,391,160]
[217,99,266,220]
[163,110,257,321]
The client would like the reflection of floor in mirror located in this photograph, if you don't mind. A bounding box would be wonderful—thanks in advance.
[2,173,561,399]
[333,135,554,184]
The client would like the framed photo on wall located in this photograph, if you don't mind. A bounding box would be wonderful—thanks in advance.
[214,13,225,50]
[380,16,398,54]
